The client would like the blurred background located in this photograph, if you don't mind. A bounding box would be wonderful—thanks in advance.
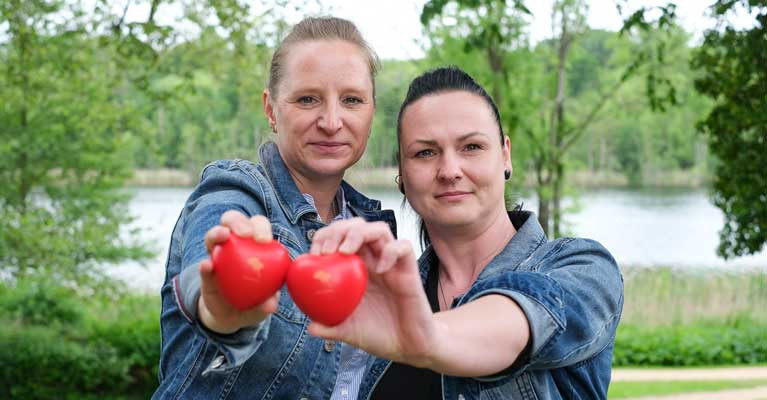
[1,1,765,399]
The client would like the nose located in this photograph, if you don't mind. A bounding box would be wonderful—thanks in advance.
[437,151,462,182]
[317,101,343,134]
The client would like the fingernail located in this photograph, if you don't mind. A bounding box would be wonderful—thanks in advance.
[253,232,270,242]
[233,226,250,237]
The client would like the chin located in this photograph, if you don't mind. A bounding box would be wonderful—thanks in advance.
[309,160,354,177]
[429,211,477,228]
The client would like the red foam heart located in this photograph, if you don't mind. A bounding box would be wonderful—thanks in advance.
[211,233,291,311]
[287,253,367,326]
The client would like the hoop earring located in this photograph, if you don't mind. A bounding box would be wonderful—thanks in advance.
[395,175,404,194]
[504,169,511,180]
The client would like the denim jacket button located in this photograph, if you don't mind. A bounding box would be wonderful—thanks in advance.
[210,355,225,370]
[307,229,316,241]
[323,340,335,352]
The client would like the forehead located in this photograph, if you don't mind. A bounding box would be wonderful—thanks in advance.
[279,39,373,94]
[400,91,499,143]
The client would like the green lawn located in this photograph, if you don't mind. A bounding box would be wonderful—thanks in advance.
[608,379,767,398]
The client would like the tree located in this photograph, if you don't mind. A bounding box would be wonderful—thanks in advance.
[691,0,767,258]
[0,1,150,284]
[420,0,676,237]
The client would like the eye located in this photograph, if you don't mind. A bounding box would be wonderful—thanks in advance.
[343,96,364,105]
[414,149,435,158]
[297,96,317,106]
[464,143,483,151]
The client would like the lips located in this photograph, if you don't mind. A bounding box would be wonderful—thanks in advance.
[310,141,345,148]
[435,190,472,199]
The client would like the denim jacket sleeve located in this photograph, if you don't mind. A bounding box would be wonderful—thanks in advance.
[464,238,623,378]
[171,162,274,375]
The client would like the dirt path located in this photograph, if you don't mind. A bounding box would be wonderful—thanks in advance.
[613,367,767,382]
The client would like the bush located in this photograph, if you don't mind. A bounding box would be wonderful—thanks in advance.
[0,279,160,400]
[614,318,767,366]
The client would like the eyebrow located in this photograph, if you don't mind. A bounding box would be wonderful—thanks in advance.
[409,131,490,147]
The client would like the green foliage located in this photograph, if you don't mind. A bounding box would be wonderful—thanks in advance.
[0,279,161,400]
[0,278,83,325]
[418,0,710,237]
[621,266,767,327]
[0,0,151,283]
[616,266,767,367]
[614,319,767,366]
[691,1,767,258]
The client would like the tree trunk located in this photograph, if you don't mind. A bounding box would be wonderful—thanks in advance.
[538,187,551,237]
[17,13,30,215]
[547,4,570,238]
[552,160,564,237]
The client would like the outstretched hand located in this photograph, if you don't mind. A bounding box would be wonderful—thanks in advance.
[307,218,439,368]
[197,210,280,334]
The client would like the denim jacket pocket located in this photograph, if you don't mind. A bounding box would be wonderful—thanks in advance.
[166,334,207,400]
[478,372,539,400]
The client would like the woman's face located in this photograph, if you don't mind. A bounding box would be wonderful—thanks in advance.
[399,90,511,231]
[264,40,375,183]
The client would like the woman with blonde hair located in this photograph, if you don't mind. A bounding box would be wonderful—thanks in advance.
[153,16,396,400]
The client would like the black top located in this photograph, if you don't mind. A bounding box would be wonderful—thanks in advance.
[369,214,532,399]
[369,264,443,400]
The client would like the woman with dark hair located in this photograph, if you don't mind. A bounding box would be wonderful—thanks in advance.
[308,66,624,399]
[153,17,396,400]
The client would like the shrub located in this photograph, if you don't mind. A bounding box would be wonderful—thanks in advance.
[0,279,160,400]
[614,318,767,366]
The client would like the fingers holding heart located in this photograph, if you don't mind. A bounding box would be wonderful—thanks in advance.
[220,209,254,237]
[205,225,231,253]
[250,214,272,242]
[310,218,394,260]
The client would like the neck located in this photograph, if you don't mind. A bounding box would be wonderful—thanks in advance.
[290,170,343,223]
[429,206,516,287]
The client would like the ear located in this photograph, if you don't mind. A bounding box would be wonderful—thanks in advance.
[263,89,276,132]
[503,135,512,177]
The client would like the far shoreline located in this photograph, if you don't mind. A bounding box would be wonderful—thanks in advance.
[127,167,710,190]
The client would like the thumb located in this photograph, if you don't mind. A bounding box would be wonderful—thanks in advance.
[199,259,218,297]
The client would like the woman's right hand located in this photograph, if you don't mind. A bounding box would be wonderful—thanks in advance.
[197,211,280,334]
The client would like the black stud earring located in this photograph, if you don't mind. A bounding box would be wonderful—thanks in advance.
[504,169,511,180]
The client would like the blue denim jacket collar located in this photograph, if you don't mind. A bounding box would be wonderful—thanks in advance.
[258,141,384,224]
[417,211,545,285]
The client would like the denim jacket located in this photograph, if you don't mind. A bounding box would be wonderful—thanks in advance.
[357,211,623,400]
[153,142,396,400]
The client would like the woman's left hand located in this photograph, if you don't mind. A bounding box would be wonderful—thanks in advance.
[308,218,438,368]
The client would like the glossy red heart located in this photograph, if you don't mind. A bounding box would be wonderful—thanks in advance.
[287,253,367,326]
[211,233,291,311]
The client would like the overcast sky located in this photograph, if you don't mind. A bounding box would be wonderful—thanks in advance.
[118,1,756,60]
[311,0,724,59]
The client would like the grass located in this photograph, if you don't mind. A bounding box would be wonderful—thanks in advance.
[620,266,767,327]
[608,379,767,398]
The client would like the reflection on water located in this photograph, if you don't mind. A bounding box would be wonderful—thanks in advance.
[112,187,767,292]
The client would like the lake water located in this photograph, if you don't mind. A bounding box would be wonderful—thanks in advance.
[112,186,767,292]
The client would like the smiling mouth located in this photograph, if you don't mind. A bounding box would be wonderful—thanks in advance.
[309,142,346,151]
[435,191,471,199]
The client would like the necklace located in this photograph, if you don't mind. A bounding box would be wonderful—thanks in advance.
[438,270,449,310]
[435,223,517,311]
